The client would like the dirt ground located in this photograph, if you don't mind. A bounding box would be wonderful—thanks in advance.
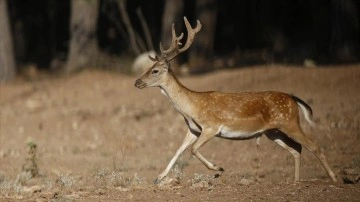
[1,64,360,201]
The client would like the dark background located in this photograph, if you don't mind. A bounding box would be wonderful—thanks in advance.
[6,0,360,70]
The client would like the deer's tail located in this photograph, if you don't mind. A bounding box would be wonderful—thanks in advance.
[292,95,315,127]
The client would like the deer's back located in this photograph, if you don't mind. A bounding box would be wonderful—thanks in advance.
[191,91,299,131]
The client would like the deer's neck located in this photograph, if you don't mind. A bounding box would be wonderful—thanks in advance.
[160,72,196,117]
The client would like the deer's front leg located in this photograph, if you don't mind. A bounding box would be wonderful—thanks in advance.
[191,128,224,172]
[154,129,197,184]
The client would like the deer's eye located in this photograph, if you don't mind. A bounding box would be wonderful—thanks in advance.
[151,69,159,74]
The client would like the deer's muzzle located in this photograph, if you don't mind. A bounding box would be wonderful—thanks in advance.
[134,79,146,89]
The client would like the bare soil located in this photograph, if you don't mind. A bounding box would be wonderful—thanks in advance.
[1,64,360,201]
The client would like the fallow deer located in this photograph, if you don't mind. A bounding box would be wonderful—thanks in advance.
[134,17,337,184]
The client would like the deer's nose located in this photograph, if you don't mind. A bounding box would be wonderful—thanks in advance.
[134,79,142,88]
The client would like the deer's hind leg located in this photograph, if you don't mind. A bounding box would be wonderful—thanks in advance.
[265,129,302,181]
[279,124,337,182]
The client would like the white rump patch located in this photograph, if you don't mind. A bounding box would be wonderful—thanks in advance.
[298,103,315,126]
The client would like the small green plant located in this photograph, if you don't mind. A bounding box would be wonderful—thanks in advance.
[22,140,39,178]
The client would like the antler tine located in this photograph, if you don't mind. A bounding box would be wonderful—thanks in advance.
[160,23,184,58]
[178,17,202,53]
[159,17,202,61]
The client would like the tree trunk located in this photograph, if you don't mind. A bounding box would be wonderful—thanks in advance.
[330,0,359,62]
[188,0,217,71]
[161,0,184,69]
[118,0,141,55]
[161,0,184,48]
[66,0,99,73]
[0,0,16,82]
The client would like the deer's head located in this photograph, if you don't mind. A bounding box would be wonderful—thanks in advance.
[135,17,202,89]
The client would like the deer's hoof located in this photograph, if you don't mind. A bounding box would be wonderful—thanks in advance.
[154,177,162,185]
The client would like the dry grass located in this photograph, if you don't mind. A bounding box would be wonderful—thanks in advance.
[1,65,359,201]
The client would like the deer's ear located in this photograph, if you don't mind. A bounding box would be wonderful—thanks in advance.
[148,55,158,62]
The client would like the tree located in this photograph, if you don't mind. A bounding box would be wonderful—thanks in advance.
[160,0,184,69]
[66,0,99,73]
[329,0,359,62]
[188,0,217,71]
[0,0,16,82]
[161,0,184,48]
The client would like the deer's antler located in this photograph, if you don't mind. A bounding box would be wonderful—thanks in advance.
[159,17,202,61]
